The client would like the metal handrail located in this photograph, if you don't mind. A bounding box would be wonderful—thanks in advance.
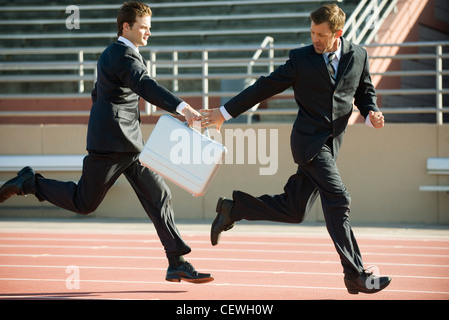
[144,36,275,119]
[344,0,398,45]
[0,41,448,124]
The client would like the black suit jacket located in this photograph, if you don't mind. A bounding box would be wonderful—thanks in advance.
[87,41,182,152]
[224,37,379,165]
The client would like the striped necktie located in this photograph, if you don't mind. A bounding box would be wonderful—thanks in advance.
[327,52,336,79]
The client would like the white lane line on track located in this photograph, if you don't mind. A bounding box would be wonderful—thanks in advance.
[1,253,449,268]
[1,230,449,241]
[0,277,448,296]
[1,234,449,242]
[1,264,449,280]
[1,244,448,258]
[1,236,449,251]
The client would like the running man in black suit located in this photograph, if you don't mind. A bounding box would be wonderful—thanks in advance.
[202,3,391,294]
[0,1,213,284]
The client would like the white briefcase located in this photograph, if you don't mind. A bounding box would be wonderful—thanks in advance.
[139,114,227,196]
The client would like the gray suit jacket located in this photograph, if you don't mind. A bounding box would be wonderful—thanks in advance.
[224,37,379,165]
[87,41,182,152]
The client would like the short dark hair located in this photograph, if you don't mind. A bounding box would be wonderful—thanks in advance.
[310,3,345,34]
[117,1,152,37]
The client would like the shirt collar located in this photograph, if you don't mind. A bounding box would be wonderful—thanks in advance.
[118,36,139,53]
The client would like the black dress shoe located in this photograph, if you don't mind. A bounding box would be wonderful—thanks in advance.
[210,197,235,246]
[165,261,214,284]
[0,166,35,203]
[344,270,392,294]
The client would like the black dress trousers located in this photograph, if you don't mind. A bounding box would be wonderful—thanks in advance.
[34,150,191,258]
[231,142,364,276]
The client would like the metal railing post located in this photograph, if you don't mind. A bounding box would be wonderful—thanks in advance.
[78,50,84,93]
[436,44,443,125]
[145,50,158,115]
[173,51,179,93]
[269,39,274,73]
[246,36,275,123]
[202,50,209,110]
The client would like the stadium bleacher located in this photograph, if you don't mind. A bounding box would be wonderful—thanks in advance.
[0,0,358,98]
[1,0,359,48]
[0,0,447,124]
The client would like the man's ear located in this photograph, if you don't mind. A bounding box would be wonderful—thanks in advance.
[335,29,343,38]
[123,22,130,32]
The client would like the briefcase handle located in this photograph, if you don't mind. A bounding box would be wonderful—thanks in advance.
[183,121,211,139]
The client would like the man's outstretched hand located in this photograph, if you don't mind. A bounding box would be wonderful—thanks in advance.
[200,108,226,131]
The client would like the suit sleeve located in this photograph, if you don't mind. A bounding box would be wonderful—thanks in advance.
[224,50,297,118]
[353,48,379,119]
[116,51,182,114]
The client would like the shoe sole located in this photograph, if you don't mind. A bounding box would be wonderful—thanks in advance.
[0,166,34,203]
[165,275,214,284]
[346,278,392,294]
[210,197,226,246]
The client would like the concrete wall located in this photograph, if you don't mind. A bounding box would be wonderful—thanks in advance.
[0,123,448,224]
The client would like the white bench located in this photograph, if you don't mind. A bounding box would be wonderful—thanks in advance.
[0,155,84,186]
[0,155,84,172]
[419,158,449,192]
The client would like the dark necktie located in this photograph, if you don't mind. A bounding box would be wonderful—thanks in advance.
[327,52,336,79]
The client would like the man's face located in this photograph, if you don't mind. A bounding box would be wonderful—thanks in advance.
[310,21,341,54]
[122,15,151,47]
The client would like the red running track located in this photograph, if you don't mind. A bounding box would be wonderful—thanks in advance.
[0,224,448,301]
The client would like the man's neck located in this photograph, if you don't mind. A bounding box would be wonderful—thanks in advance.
[331,38,341,53]
[118,36,139,52]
